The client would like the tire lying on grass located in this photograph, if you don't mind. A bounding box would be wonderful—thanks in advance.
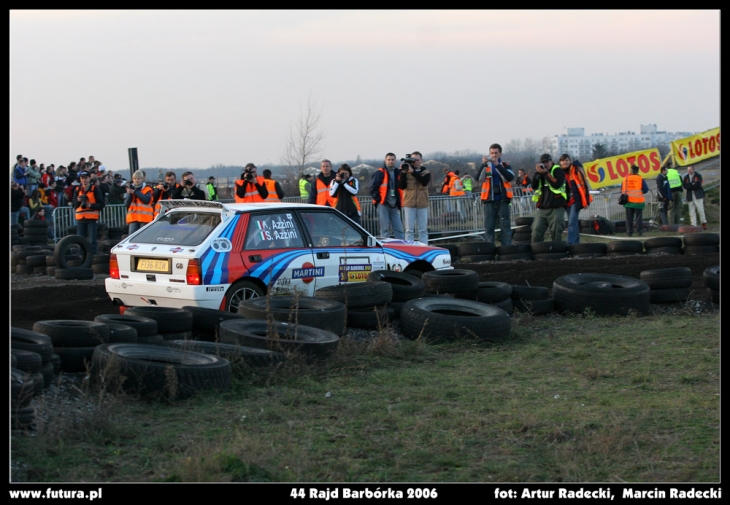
[237,296,347,336]
[552,273,651,316]
[639,267,692,290]
[315,281,392,308]
[91,343,232,400]
[124,306,194,334]
[399,297,511,343]
[162,340,285,367]
[702,265,719,292]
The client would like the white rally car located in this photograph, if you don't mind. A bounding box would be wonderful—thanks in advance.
[105,201,452,312]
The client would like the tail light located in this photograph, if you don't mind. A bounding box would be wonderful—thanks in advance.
[109,254,120,279]
[186,259,202,285]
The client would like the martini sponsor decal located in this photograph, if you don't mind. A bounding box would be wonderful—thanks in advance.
[292,262,324,284]
[170,247,184,253]
[126,244,139,250]
[338,264,372,282]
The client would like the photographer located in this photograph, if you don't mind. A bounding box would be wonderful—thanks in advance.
[477,143,515,246]
[125,170,154,234]
[397,151,431,244]
[530,154,567,243]
[153,171,180,217]
[234,163,268,203]
[329,164,361,225]
[72,170,105,254]
[172,171,206,201]
[107,174,127,205]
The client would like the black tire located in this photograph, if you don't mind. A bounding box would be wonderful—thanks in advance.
[650,288,690,304]
[498,253,534,262]
[181,306,248,335]
[11,328,53,363]
[46,266,56,277]
[92,263,110,275]
[530,241,568,254]
[683,245,719,256]
[15,264,31,275]
[568,243,607,256]
[469,281,512,303]
[24,220,49,228]
[11,349,43,373]
[25,255,47,268]
[399,298,511,343]
[639,267,692,290]
[492,297,514,315]
[51,353,62,374]
[366,270,426,302]
[553,273,651,316]
[457,241,496,257]
[496,243,532,256]
[161,340,285,367]
[315,281,393,308]
[218,320,339,359]
[32,320,110,347]
[106,323,139,343]
[683,233,720,246]
[703,266,719,291]
[402,268,424,279]
[54,234,92,269]
[91,343,232,400]
[94,314,159,336]
[606,240,644,254]
[124,306,194,334]
[346,305,395,329]
[237,296,347,336]
[514,298,555,315]
[55,267,95,280]
[457,255,495,263]
[223,279,265,313]
[646,246,683,256]
[136,334,165,345]
[159,330,194,341]
[515,216,534,226]
[45,254,57,266]
[54,345,98,373]
[11,406,36,429]
[510,285,549,301]
[421,269,479,294]
[40,361,55,388]
[533,252,569,261]
[33,266,48,275]
[438,243,459,259]
[643,237,683,249]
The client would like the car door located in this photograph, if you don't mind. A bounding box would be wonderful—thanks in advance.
[298,209,385,290]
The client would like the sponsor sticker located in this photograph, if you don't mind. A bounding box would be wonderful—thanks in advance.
[338,264,372,282]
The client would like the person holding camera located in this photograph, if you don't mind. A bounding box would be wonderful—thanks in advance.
[172,171,206,201]
[561,154,593,245]
[370,153,405,239]
[476,143,515,246]
[329,163,361,225]
[234,163,268,203]
[397,151,431,244]
[72,170,105,253]
[107,174,127,205]
[308,159,336,207]
[153,171,180,217]
[530,154,567,243]
[125,170,155,234]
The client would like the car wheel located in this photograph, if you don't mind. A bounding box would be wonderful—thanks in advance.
[225,280,265,313]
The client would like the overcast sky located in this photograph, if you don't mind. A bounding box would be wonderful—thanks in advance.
[10,10,720,171]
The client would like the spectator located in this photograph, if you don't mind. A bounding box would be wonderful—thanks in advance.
[262,169,284,203]
[13,156,28,188]
[398,151,431,244]
[476,143,515,246]
[28,189,45,218]
[11,182,30,225]
[153,171,180,217]
[72,170,105,254]
[157,169,165,184]
[329,163,361,225]
[308,160,336,206]
[107,174,127,205]
[234,163,268,203]
[31,207,55,240]
[560,154,593,245]
[655,166,670,226]
[206,176,219,201]
[621,164,649,237]
[665,163,684,224]
[531,154,567,243]
[515,168,532,189]
[172,171,206,201]
[370,152,404,239]
[26,159,42,194]
[125,170,155,234]
[97,173,112,203]
[440,167,463,213]
[54,166,69,207]
[461,171,475,196]
[682,166,707,230]
[299,173,313,200]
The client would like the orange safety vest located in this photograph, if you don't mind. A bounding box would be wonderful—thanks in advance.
[263,179,280,202]
[315,177,336,207]
[566,166,593,207]
[622,174,645,204]
[447,173,465,197]
[126,185,154,224]
[480,169,514,201]
[75,184,100,221]
[153,183,179,218]
[372,167,403,206]
[331,179,361,213]
[235,176,266,203]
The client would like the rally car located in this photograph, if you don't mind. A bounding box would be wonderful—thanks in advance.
[105,201,452,312]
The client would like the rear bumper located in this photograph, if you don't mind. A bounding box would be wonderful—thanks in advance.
[104,278,225,309]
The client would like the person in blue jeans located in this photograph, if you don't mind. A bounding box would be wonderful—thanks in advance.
[476,143,515,246]
[560,154,593,245]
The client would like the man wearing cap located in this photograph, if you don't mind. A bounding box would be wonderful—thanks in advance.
[299,173,313,200]
[235,163,268,203]
[307,160,336,207]
[206,176,219,201]
[531,154,567,243]
[72,170,105,254]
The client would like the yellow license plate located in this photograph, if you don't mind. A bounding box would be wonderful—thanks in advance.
[136,258,170,273]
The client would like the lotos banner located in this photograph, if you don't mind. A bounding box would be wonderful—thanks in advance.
[583,148,661,189]
[671,127,720,166]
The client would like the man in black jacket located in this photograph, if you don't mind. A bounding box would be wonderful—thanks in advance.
[531,154,567,243]
[172,172,206,201]
[682,166,707,229]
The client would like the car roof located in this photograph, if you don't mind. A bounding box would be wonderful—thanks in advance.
[157,200,327,213]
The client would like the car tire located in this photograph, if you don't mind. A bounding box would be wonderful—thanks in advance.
[181,306,248,338]
[11,328,53,363]
[529,241,568,254]
[552,273,651,316]
[639,267,692,290]
[683,245,719,256]
[237,296,347,336]
[224,279,265,313]
[94,314,159,337]
[457,241,496,257]
[649,288,690,304]
[645,246,683,255]
[421,269,479,294]
[643,237,683,249]
[32,320,111,347]
[366,270,426,302]
[346,305,395,329]
[124,306,194,334]
[606,240,644,254]
[161,340,285,367]
[683,233,720,247]
[54,234,93,269]
[315,281,393,308]
[702,266,719,291]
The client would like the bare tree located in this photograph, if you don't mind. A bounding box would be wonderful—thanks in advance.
[281,96,325,179]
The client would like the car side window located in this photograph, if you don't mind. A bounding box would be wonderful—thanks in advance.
[244,212,305,250]
[299,211,365,247]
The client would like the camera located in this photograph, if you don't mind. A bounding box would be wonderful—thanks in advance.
[400,155,417,171]
[242,169,255,181]
[183,179,194,187]
[161,182,171,191]
[126,182,137,190]
[538,164,545,170]
[80,195,89,208]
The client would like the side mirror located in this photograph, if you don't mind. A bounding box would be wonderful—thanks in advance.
[367,236,378,247]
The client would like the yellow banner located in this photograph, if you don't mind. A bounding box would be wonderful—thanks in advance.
[670,127,720,166]
[583,148,662,189]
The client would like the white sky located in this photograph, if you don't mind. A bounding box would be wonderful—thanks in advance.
[10,10,720,171]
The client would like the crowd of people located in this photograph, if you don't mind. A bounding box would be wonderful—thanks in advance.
[12,150,709,248]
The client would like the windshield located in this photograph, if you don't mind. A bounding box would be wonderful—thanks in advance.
[131,211,222,246]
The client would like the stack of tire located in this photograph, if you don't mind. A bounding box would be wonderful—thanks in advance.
[568,242,607,258]
[456,241,495,263]
[182,306,248,341]
[238,295,347,335]
[315,280,394,330]
[11,368,38,429]
[605,240,644,257]
[510,284,554,315]
[123,307,195,341]
[11,245,52,275]
[512,217,533,245]
[11,223,25,246]
[11,327,55,393]
[639,267,692,304]
[530,241,569,261]
[643,237,683,256]
[53,235,94,280]
[95,314,164,344]
[436,243,459,264]
[32,320,111,373]
[455,281,513,314]
[683,232,720,256]
[703,266,719,304]
[553,273,651,316]
[496,243,533,262]
[20,219,51,246]
[162,339,286,369]
[365,270,426,320]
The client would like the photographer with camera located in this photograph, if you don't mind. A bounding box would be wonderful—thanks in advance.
[329,163,361,225]
[72,170,105,253]
[107,174,127,205]
[153,171,180,217]
[234,163,268,203]
[370,153,404,239]
[172,171,206,201]
[530,154,567,243]
[125,170,155,234]
[397,151,431,244]
[477,143,515,246]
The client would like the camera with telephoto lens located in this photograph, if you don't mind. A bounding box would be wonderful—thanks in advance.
[183,179,194,187]
[161,182,171,191]
[400,154,417,171]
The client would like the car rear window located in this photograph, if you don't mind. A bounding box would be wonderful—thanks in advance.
[131,211,222,246]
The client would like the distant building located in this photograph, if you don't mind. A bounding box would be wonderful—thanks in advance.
[549,125,695,160]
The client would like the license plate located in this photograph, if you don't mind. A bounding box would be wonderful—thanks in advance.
[136,258,170,273]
